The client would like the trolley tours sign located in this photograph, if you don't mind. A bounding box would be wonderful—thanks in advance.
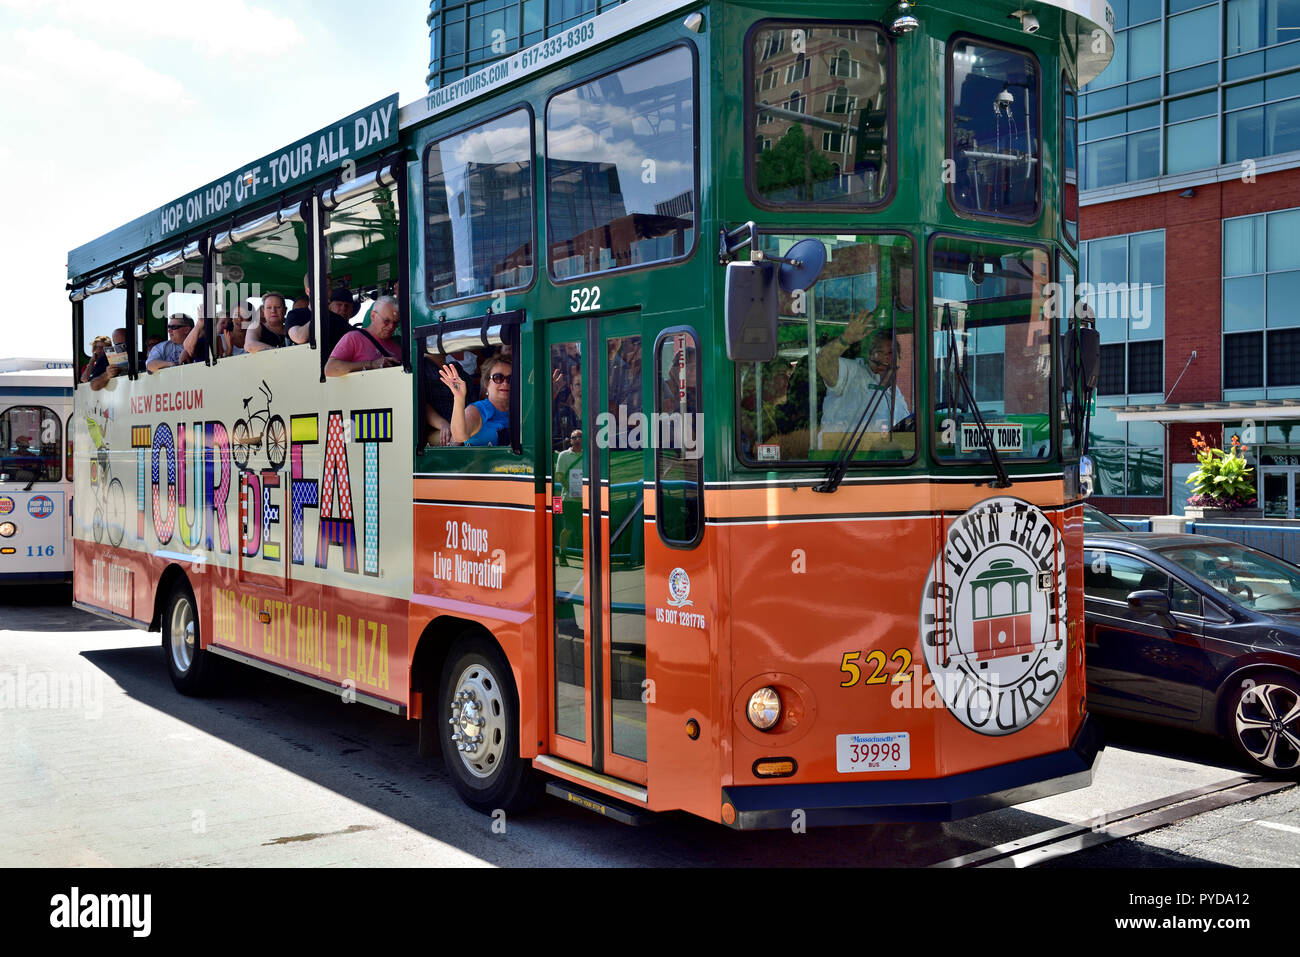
[919,497,1068,735]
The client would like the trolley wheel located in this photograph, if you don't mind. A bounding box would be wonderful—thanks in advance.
[232,419,251,471]
[1225,672,1300,777]
[92,508,104,544]
[106,478,126,547]
[163,578,211,695]
[438,633,540,815]
[265,415,288,470]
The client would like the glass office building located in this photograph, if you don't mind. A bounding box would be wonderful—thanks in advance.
[427,0,629,89]
[1082,0,1300,517]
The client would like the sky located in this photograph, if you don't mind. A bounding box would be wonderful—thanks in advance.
[0,0,431,359]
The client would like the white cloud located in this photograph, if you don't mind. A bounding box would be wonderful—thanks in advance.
[0,0,305,62]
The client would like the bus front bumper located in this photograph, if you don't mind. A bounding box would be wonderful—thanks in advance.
[720,714,1104,830]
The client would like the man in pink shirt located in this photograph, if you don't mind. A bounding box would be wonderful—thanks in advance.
[325,297,402,376]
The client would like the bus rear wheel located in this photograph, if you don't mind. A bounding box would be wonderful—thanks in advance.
[438,634,540,815]
[164,579,211,695]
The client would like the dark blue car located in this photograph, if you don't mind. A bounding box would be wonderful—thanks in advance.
[1083,525,1300,777]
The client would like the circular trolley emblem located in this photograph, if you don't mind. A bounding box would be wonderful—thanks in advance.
[667,567,693,608]
[28,495,54,518]
[919,496,1067,735]
[0,496,13,515]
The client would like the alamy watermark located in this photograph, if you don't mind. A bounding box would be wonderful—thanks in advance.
[1042,275,1154,330]
[0,667,103,719]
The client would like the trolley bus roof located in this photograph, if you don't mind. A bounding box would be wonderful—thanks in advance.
[67,0,1113,288]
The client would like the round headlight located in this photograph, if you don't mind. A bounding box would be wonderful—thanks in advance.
[0,522,15,538]
[747,687,782,731]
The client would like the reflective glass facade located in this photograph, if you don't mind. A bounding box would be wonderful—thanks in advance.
[427,0,629,89]
[1081,0,1300,189]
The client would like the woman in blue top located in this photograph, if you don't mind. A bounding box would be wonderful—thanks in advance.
[440,352,511,446]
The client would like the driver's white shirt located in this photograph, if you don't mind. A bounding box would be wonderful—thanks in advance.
[819,356,909,449]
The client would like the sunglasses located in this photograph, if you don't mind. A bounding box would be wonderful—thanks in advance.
[488,372,510,384]
[167,324,189,331]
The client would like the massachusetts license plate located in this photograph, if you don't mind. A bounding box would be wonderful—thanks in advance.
[836,732,910,773]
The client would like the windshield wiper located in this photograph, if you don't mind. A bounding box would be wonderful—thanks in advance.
[813,363,898,494]
[942,303,1011,489]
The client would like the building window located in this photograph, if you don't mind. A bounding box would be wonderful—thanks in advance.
[1223,208,1300,394]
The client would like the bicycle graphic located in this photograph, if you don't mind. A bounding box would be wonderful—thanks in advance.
[85,410,125,547]
[232,380,287,471]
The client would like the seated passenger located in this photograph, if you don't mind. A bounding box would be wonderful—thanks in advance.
[439,352,511,447]
[324,296,402,376]
[147,314,200,371]
[289,287,355,352]
[419,351,470,446]
[815,312,909,448]
[90,327,129,391]
[244,293,291,351]
[81,336,111,383]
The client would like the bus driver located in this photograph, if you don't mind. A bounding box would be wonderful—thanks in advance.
[815,311,909,449]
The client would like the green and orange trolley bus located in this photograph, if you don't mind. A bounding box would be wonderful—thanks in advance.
[67,0,1112,828]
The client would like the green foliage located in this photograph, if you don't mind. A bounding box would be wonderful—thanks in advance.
[756,125,836,200]
[1185,432,1256,509]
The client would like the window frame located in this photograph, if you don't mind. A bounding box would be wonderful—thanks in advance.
[1062,71,1079,248]
[733,228,920,471]
[927,231,1056,465]
[742,17,897,213]
[0,404,64,484]
[945,33,1044,226]
[422,103,539,308]
[653,324,704,550]
[543,40,700,285]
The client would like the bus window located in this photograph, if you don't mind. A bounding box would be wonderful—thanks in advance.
[949,37,1041,221]
[325,175,401,354]
[654,330,701,546]
[0,406,62,483]
[425,108,534,304]
[1062,73,1078,244]
[81,288,127,377]
[214,211,307,353]
[931,237,1052,461]
[737,233,916,465]
[546,45,696,280]
[748,23,891,207]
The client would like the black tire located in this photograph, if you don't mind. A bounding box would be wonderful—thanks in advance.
[163,579,211,695]
[1224,671,1300,777]
[438,634,541,814]
[265,416,288,470]
[232,420,251,471]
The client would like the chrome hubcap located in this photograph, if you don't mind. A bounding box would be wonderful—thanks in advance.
[1235,682,1300,771]
[170,596,195,673]
[448,663,505,779]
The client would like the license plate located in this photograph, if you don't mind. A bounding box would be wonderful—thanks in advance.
[836,732,910,773]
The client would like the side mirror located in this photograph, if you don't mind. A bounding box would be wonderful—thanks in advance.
[725,261,779,362]
[1067,323,1101,393]
[1127,589,1170,616]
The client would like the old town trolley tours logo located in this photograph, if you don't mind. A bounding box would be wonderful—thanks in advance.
[918,496,1067,735]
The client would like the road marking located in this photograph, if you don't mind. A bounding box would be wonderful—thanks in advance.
[1256,820,1300,835]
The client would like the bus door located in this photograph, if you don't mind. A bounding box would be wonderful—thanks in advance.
[546,315,648,784]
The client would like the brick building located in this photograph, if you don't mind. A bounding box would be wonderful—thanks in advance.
[1081,0,1300,518]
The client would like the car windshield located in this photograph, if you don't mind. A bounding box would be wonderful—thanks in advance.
[1161,543,1300,612]
[1082,504,1128,532]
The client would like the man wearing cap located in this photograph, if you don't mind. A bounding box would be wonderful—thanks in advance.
[288,287,355,354]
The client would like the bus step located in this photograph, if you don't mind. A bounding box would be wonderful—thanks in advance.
[544,781,655,826]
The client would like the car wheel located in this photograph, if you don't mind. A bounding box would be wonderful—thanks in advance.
[438,634,540,815]
[1226,673,1300,776]
[164,579,211,695]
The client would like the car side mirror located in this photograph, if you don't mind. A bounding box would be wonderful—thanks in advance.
[1127,589,1170,616]
[724,261,779,362]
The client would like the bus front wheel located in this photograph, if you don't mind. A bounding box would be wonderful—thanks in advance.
[438,634,540,815]
[164,579,211,695]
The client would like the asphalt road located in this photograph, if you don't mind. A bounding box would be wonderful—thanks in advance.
[1,592,1296,868]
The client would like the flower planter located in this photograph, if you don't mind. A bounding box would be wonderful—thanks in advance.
[1184,507,1263,522]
